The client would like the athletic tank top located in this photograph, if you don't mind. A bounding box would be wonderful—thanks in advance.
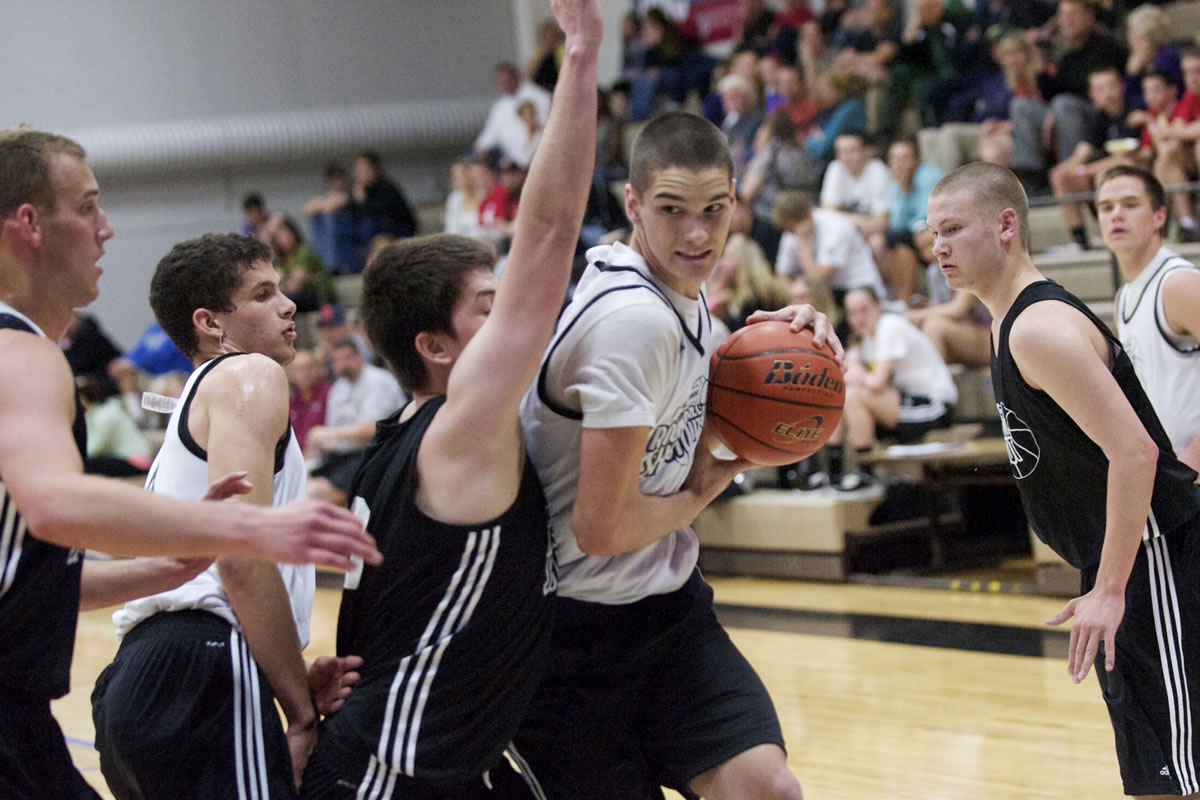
[112,353,315,644]
[520,242,710,603]
[992,281,1200,569]
[1116,246,1200,456]
[327,396,555,785]
[0,310,87,699]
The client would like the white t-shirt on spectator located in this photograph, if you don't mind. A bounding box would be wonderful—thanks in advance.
[473,82,552,168]
[820,158,892,217]
[323,363,405,454]
[775,208,887,295]
[854,312,958,406]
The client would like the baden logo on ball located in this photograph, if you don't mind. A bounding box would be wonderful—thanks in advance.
[708,321,845,466]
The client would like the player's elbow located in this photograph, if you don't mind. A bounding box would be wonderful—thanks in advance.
[215,556,265,593]
[572,508,622,556]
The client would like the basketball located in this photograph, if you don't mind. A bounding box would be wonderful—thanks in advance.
[708,321,845,466]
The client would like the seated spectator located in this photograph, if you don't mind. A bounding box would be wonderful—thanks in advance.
[511,100,544,169]
[879,0,971,135]
[313,303,373,369]
[527,16,564,93]
[76,376,152,478]
[830,0,903,83]
[473,62,552,167]
[629,8,688,121]
[773,190,889,338]
[1008,0,1126,194]
[305,338,405,506]
[1122,4,1181,112]
[909,260,993,368]
[1049,65,1148,251]
[971,29,1045,169]
[443,157,485,238]
[620,11,646,82]
[240,192,283,244]
[820,131,891,266]
[706,233,790,331]
[61,312,122,397]
[287,348,330,452]
[804,69,869,168]
[816,286,958,490]
[351,149,417,241]
[773,63,820,137]
[303,162,364,275]
[718,73,766,177]
[884,137,944,304]
[741,112,820,224]
[1146,49,1200,241]
[109,320,194,425]
[272,216,336,313]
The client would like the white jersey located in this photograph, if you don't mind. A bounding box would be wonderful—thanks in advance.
[520,242,711,604]
[113,354,315,645]
[1117,246,1200,456]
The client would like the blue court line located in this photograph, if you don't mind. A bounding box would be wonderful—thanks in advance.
[65,735,94,748]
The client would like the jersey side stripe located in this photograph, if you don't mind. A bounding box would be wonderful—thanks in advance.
[402,526,501,774]
[0,485,27,599]
[1147,537,1198,793]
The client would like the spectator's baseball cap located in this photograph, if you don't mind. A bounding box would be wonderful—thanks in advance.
[317,303,346,328]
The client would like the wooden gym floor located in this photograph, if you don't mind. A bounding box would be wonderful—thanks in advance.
[60,574,1122,799]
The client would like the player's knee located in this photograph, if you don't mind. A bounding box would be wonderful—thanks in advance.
[761,767,804,800]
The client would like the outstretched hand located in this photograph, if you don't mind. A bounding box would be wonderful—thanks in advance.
[308,654,363,715]
[254,500,382,571]
[745,304,845,366]
[552,0,603,56]
[1045,587,1125,684]
[203,471,253,502]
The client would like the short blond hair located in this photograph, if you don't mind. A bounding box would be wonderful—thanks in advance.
[930,162,1030,252]
[1126,4,1172,47]
[0,127,87,218]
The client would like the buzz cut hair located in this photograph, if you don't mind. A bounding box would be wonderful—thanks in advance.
[628,112,733,197]
[0,127,87,218]
[930,162,1031,252]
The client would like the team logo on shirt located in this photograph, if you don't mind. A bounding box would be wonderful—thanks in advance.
[998,402,1040,479]
[642,376,707,478]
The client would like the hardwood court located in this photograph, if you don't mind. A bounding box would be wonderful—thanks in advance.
[60,575,1122,799]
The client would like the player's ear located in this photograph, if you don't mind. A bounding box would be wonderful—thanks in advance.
[193,308,222,346]
[624,183,641,228]
[4,204,41,246]
[414,330,453,369]
[998,208,1019,245]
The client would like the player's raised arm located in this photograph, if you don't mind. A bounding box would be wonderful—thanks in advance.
[441,0,601,427]
[0,333,379,569]
[1009,303,1157,683]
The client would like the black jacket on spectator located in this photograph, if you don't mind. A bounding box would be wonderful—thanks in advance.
[358,177,417,238]
[1039,31,1127,100]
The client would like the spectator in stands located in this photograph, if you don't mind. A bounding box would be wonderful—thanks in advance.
[303,162,363,275]
[822,286,957,490]
[271,216,336,313]
[830,0,903,82]
[287,348,330,452]
[1049,65,1148,251]
[706,233,790,331]
[480,161,525,246]
[773,63,820,137]
[351,149,417,241]
[511,100,544,169]
[241,192,283,244]
[741,112,819,225]
[773,190,889,337]
[629,8,687,121]
[1122,4,1181,113]
[906,283,993,368]
[877,0,970,135]
[718,73,766,177]
[109,319,194,425]
[804,69,869,167]
[527,16,564,92]
[313,303,373,370]
[443,157,485,238]
[620,11,646,81]
[305,338,404,506]
[1008,0,1127,193]
[885,137,944,304]
[970,30,1045,169]
[821,131,891,280]
[61,312,122,397]
[1146,49,1200,241]
[76,376,151,478]
[473,62,552,166]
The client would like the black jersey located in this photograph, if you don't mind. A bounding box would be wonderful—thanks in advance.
[326,395,555,787]
[0,314,88,699]
[991,281,1200,569]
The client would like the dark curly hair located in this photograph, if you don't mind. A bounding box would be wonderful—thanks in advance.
[150,233,273,357]
[362,234,496,393]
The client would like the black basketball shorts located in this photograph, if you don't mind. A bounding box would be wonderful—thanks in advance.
[511,569,786,800]
[91,609,297,800]
[0,690,101,800]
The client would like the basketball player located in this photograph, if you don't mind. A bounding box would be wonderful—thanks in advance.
[0,128,379,800]
[1096,166,1200,475]
[927,161,1200,798]
[91,233,367,798]
[513,112,839,799]
[298,1,601,797]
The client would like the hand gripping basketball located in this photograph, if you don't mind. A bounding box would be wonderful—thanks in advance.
[708,321,845,466]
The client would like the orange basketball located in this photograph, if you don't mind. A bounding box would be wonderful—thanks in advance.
[708,321,845,466]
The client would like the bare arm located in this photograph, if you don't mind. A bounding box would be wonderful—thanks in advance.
[1161,270,1200,474]
[80,557,214,611]
[1010,305,1158,683]
[420,0,602,523]
[198,357,318,786]
[0,333,379,569]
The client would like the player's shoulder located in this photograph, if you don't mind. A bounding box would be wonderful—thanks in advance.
[0,327,71,378]
[1008,297,1099,362]
[199,353,289,398]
